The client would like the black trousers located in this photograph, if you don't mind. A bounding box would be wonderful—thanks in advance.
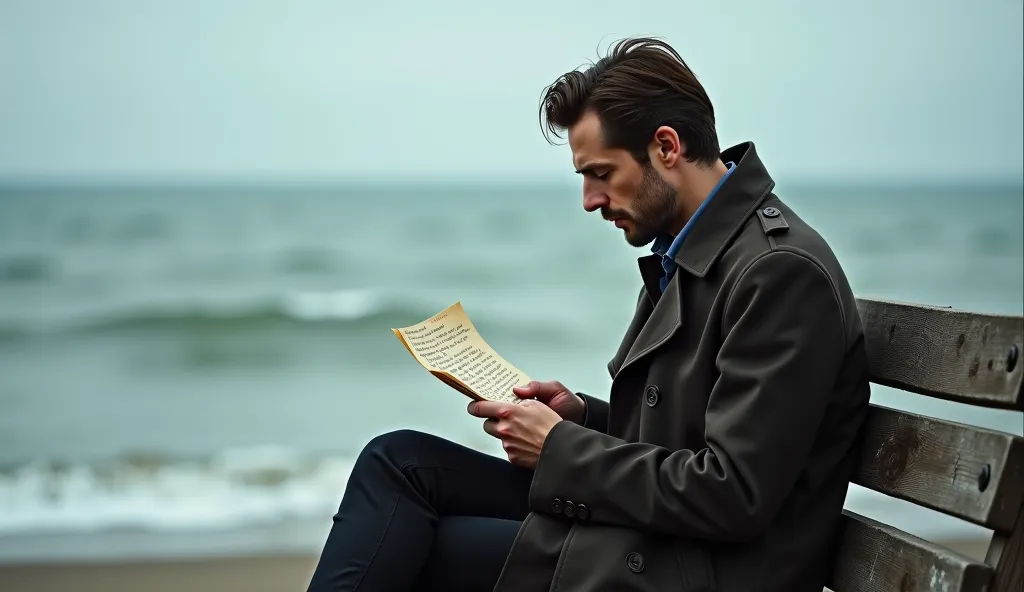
[306,429,534,592]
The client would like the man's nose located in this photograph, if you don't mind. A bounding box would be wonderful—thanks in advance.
[583,191,607,213]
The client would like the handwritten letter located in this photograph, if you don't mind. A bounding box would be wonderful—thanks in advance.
[393,302,531,403]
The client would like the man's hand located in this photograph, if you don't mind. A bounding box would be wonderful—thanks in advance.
[468,399,562,469]
[512,380,585,424]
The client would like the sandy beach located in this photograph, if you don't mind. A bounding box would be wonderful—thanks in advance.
[0,537,992,592]
[0,553,318,592]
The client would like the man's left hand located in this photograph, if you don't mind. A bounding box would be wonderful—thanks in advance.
[468,398,563,469]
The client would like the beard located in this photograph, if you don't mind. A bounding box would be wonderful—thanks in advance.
[603,164,679,247]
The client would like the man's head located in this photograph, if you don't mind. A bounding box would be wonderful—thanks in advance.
[539,37,721,246]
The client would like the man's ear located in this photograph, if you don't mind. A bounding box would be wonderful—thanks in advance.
[650,125,683,168]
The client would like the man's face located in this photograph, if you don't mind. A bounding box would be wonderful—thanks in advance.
[568,111,679,247]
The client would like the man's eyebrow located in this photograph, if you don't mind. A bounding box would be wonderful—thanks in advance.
[575,161,612,175]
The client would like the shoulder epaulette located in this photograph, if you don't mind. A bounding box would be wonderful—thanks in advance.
[756,205,789,235]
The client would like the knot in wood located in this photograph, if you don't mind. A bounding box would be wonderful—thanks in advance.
[879,431,917,485]
[882,446,908,484]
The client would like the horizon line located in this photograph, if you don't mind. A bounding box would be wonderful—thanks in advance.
[1,172,1022,190]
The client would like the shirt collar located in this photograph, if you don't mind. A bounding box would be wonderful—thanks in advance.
[666,141,778,278]
[652,160,736,260]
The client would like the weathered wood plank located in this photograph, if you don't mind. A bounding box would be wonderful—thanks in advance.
[857,299,1024,409]
[828,510,993,592]
[987,501,1024,592]
[852,404,1024,530]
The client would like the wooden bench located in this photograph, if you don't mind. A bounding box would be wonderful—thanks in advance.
[826,299,1024,592]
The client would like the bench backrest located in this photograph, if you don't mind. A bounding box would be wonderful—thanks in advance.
[827,299,1024,592]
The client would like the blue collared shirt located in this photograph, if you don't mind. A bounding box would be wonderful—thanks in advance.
[651,161,736,292]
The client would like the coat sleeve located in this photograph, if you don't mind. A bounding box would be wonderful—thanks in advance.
[527,249,848,542]
[577,392,610,433]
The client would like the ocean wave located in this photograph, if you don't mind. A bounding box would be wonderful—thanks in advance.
[0,448,982,540]
[0,253,58,284]
[0,290,451,338]
[0,327,26,343]
[0,446,353,534]
[0,290,578,345]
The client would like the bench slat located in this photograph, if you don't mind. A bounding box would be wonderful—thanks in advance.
[852,404,1024,531]
[857,299,1024,409]
[987,503,1024,592]
[828,510,993,592]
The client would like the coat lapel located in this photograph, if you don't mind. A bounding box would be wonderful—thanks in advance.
[606,289,652,379]
[608,142,776,381]
[616,254,684,375]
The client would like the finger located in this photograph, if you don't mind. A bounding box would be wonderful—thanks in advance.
[512,381,538,398]
[482,418,501,439]
[468,400,513,419]
[507,452,530,468]
[483,417,517,441]
[518,381,563,401]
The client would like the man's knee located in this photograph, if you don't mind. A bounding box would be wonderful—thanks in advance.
[354,429,442,472]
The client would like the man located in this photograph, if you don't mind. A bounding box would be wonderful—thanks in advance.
[307,37,871,592]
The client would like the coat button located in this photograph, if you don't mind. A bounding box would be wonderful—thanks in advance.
[625,552,645,573]
[577,504,590,520]
[551,498,563,514]
[563,500,577,518]
[762,206,780,218]
[644,385,659,407]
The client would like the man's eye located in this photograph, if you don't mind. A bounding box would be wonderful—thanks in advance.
[595,171,609,180]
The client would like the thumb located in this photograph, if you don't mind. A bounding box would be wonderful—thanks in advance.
[512,381,538,398]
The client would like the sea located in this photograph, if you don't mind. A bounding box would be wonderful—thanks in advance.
[0,181,1021,562]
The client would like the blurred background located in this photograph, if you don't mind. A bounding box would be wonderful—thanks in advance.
[1,0,1022,590]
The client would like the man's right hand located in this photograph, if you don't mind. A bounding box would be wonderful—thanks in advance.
[512,380,585,425]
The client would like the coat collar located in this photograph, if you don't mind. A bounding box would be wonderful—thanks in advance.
[670,141,776,278]
[612,142,776,378]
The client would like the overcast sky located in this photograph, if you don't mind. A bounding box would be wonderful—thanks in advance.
[1,0,1021,184]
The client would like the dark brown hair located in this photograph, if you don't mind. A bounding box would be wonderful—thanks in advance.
[539,37,720,167]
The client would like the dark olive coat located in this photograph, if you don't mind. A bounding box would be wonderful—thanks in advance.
[491,141,872,592]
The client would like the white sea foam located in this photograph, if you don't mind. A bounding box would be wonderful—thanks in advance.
[0,288,426,336]
[0,446,353,534]
[282,289,383,321]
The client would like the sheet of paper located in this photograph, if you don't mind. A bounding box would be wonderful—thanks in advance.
[393,302,531,404]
